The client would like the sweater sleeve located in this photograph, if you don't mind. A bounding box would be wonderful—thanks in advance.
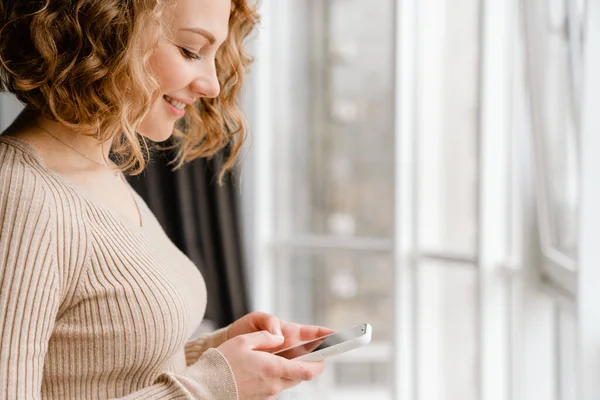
[115,349,238,400]
[0,152,61,400]
[113,314,237,398]
[184,326,231,366]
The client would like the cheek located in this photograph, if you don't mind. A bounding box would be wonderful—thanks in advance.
[150,47,190,93]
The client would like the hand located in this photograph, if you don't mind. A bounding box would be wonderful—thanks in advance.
[228,312,335,352]
[217,331,325,400]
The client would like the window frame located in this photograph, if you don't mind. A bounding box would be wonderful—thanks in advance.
[520,0,583,298]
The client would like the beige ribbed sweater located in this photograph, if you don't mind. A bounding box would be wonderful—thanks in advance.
[0,136,238,399]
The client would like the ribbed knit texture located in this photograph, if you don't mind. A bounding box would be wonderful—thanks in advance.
[0,136,238,400]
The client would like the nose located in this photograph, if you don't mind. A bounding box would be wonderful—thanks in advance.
[190,62,221,99]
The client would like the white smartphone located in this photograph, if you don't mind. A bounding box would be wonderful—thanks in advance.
[273,323,372,361]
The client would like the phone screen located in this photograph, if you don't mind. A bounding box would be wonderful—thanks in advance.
[274,324,367,360]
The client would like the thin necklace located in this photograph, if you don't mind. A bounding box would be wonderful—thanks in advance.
[37,124,120,177]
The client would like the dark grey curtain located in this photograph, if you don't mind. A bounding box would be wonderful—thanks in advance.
[128,148,249,328]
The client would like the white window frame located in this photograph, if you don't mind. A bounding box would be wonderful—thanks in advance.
[575,2,600,398]
[478,0,515,399]
[516,1,600,399]
[520,0,582,297]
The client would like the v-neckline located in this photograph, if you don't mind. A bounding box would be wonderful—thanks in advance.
[1,135,144,230]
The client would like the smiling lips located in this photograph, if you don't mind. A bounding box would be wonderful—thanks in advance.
[163,95,188,118]
[164,95,187,110]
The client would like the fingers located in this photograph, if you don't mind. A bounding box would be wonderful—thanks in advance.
[297,324,336,342]
[251,312,283,337]
[280,359,325,382]
[303,338,326,353]
[239,330,285,351]
[279,378,302,391]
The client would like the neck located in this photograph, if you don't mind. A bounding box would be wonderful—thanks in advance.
[35,114,112,164]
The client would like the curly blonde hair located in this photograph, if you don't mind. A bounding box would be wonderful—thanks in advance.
[0,0,259,178]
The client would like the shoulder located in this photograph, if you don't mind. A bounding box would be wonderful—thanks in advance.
[0,136,91,307]
[0,136,57,216]
[0,135,90,240]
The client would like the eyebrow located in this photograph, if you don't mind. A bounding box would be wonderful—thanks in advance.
[180,28,216,45]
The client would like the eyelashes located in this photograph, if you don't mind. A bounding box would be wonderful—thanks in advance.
[179,47,203,61]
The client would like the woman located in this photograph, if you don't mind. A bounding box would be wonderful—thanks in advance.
[0,0,331,399]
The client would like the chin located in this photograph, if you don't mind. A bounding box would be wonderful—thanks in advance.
[138,123,176,143]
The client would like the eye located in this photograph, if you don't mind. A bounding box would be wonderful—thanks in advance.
[179,47,202,61]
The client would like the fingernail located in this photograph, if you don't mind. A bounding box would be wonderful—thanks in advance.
[275,328,283,336]
[273,334,285,342]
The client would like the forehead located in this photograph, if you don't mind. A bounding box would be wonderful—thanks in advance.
[167,0,231,40]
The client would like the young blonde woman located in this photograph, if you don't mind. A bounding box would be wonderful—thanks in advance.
[0,0,331,399]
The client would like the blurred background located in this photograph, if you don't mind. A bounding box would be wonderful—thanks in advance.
[239,0,600,399]
[1,0,600,399]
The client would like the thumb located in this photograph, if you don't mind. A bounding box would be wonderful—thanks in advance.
[267,317,283,337]
[242,330,285,351]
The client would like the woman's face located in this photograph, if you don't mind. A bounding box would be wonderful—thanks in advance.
[137,0,231,142]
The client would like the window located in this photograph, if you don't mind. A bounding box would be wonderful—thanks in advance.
[244,0,499,399]
[522,0,587,292]
[243,0,600,399]
[246,1,397,398]
[519,1,600,399]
